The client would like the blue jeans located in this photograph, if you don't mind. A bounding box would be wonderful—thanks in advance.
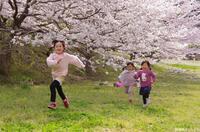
[140,86,151,104]
[139,86,151,95]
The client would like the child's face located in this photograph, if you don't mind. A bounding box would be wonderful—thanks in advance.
[142,63,149,70]
[127,64,134,71]
[54,42,64,54]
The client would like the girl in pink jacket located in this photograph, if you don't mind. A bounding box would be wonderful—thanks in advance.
[135,60,156,107]
[46,40,85,109]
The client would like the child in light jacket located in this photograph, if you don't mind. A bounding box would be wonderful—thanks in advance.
[46,40,85,109]
[118,62,137,103]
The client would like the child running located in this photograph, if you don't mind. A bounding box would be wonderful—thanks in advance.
[135,60,156,107]
[46,40,85,109]
[118,62,137,103]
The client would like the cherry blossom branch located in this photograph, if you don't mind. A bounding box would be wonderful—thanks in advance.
[73,8,102,20]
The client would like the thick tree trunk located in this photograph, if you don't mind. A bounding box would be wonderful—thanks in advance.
[0,32,12,76]
[0,51,11,76]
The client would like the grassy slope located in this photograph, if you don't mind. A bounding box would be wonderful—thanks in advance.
[0,64,200,131]
[169,64,200,71]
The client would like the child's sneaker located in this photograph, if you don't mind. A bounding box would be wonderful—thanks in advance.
[63,98,69,108]
[147,97,151,105]
[143,104,148,108]
[48,102,56,109]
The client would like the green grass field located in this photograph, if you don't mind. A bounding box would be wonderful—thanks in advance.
[169,64,200,71]
[0,64,200,131]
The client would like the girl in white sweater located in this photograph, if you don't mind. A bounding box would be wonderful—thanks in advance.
[46,40,85,109]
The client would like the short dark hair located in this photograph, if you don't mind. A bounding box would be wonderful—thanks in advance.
[141,60,151,70]
[126,62,136,69]
[52,40,58,45]
[53,40,65,49]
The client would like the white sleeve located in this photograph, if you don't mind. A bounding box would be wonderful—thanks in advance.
[46,54,57,67]
[118,70,126,81]
[68,54,85,68]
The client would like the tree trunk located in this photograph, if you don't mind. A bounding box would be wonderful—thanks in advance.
[0,52,11,76]
[0,32,12,77]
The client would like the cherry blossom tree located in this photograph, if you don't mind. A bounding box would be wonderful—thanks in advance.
[0,0,134,74]
[0,0,199,75]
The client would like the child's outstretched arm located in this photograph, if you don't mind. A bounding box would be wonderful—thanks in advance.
[46,53,58,67]
[134,70,141,79]
[69,55,85,69]
[151,71,156,83]
[118,70,126,82]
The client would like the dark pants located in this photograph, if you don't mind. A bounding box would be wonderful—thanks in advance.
[140,86,151,104]
[142,94,149,104]
[50,80,66,102]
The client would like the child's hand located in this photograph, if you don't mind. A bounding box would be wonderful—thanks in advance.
[151,80,156,87]
[151,80,156,83]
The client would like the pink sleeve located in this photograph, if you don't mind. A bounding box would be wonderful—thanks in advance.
[150,71,156,82]
[46,54,57,67]
[134,70,141,79]
[69,55,85,68]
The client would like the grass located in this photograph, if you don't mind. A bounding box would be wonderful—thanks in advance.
[169,64,200,71]
[0,64,200,131]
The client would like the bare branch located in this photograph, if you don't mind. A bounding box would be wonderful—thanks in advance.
[22,13,41,17]
[73,8,102,20]
[29,0,37,6]
[68,31,81,34]
[72,39,122,52]
[36,0,61,4]
[0,1,3,11]
[89,45,123,51]
[61,2,78,15]
[52,20,62,30]
[16,29,48,36]
[34,22,54,27]
[8,0,14,10]
[14,0,32,28]
[98,22,129,36]
[12,0,18,23]
[98,29,115,36]
[0,28,13,32]
[0,15,8,28]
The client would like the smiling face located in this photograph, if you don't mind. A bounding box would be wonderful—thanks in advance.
[141,62,149,70]
[54,42,65,54]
